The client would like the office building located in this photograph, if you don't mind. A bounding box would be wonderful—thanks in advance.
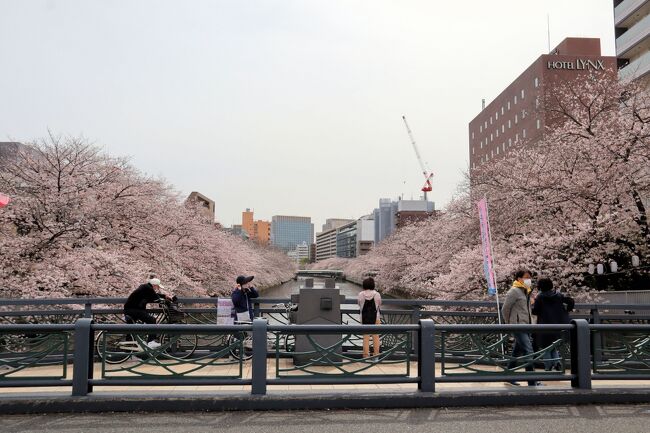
[322,218,355,232]
[373,198,434,244]
[187,192,215,223]
[356,214,375,255]
[316,228,338,262]
[271,215,314,252]
[615,0,650,83]
[287,241,310,263]
[241,208,271,246]
[336,221,357,258]
[469,37,617,169]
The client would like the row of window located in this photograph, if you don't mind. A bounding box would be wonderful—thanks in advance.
[471,119,543,162]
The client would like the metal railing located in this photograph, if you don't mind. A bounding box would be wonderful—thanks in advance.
[2,319,650,396]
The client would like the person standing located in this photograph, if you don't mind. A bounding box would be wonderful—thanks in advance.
[501,269,539,386]
[532,277,575,371]
[231,275,259,322]
[358,277,382,358]
[123,277,170,349]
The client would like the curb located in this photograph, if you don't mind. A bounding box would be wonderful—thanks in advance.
[2,388,650,414]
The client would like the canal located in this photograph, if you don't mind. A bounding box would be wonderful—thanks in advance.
[259,277,363,299]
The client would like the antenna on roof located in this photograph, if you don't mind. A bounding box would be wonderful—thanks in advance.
[547,14,551,54]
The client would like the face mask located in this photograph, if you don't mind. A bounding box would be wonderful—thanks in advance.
[523,279,532,287]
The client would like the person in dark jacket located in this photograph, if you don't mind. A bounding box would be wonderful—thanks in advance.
[231,275,259,322]
[124,278,170,348]
[532,277,575,371]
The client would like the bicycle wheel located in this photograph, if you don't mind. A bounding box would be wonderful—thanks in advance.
[161,333,198,359]
[283,333,295,353]
[95,331,136,364]
[227,331,253,361]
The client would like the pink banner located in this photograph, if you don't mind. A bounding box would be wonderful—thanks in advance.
[477,198,497,296]
[0,193,10,208]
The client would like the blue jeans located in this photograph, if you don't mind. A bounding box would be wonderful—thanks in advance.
[507,332,535,386]
[542,347,560,371]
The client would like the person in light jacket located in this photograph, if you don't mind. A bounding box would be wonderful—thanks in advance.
[358,277,382,358]
[501,269,540,386]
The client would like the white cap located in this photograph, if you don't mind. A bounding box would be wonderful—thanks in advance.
[148,278,165,289]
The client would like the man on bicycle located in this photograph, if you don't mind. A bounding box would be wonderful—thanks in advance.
[124,277,171,349]
[231,275,259,322]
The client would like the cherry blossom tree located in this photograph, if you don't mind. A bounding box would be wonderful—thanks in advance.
[0,134,296,298]
[337,76,650,300]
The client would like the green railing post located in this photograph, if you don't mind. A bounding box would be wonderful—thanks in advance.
[251,318,267,395]
[84,303,93,319]
[418,319,435,393]
[72,318,94,396]
[591,308,603,366]
[570,319,592,390]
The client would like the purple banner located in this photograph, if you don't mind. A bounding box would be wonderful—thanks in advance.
[477,198,497,296]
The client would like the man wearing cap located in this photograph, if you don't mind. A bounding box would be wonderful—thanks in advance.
[231,275,259,322]
[124,277,170,349]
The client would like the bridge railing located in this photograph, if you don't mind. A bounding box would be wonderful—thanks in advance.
[2,319,650,395]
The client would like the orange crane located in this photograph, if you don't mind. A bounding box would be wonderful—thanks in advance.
[401,115,433,201]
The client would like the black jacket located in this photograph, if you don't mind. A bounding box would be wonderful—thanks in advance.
[532,290,575,347]
[124,283,163,310]
[231,286,259,321]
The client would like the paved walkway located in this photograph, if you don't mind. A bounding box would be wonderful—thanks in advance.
[4,405,650,433]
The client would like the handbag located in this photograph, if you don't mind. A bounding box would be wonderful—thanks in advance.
[236,310,251,323]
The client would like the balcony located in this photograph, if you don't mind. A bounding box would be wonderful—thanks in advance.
[616,12,650,56]
[619,49,650,80]
[615,0,649,26]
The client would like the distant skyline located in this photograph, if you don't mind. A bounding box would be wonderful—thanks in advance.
[0,1,616,231]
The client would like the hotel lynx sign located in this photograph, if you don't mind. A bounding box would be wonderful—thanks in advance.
[547,58,605,71]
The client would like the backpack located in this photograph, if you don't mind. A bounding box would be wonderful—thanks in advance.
[361,296,378,324]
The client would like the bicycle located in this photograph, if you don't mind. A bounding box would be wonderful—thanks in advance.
[226,302,297,361]
[96,298,198,364]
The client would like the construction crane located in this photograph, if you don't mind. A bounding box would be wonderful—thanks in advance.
[401,115,433,201]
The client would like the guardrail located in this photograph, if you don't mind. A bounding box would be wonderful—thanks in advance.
[2,319,650,396]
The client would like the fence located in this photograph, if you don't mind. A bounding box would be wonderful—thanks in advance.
[2,318,650,396]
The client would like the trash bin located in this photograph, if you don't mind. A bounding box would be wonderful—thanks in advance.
[291,284,345,365]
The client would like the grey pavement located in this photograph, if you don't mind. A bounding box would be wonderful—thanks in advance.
[4,405,650,433]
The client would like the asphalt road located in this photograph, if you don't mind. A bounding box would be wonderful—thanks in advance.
[4,405,650,433]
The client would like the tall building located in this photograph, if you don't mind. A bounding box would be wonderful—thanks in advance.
[287,241,310,263]
[373,198,434,244]
[186,192,215,223]
[615,0,650,83]
[271,215,314,252]
[336,221,357,258]
[469,37,617,169]
[241,208,271,246]
[315,228,338,262]
[322,218,355,232]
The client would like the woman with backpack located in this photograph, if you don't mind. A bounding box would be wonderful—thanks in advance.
[358,277,382,358]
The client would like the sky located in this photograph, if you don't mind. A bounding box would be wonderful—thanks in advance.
[0,0,616,232]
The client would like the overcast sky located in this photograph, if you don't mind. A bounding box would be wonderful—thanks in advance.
[0,0,616,231]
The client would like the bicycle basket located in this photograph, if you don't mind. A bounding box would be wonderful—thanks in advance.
[167,302,186,323]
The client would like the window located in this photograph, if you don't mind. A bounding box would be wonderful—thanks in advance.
[508,138,512,146]
[516,133,519,141]
[522,109,526,119]
[535,97,540,108]
[521,89,525,99]
[501,107,504,115]
[496,112,499,120]
[534,77,539,88]
[472,146,475,155]
[490,117,493,125]
[480,140,483,149]
[496,147,499,155]
[508,119,511,128]
[514,95,518,105]
[472,162,476,169]
[515,114,518,124]
[472,132,475,139]
[480,125,483,133]
[490,133,493,142]
[484,121,487,129]
[507,101,511,110]
[536,119,541,129]
[501,125,505,133]
[523,128,527,138]
[486,154,489,161]
[491,150,494,158]
[496,129,499,138]
[502,143,506,152]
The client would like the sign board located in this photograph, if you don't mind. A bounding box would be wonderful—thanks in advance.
[216,298,234,325]
[547,59,605,71]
